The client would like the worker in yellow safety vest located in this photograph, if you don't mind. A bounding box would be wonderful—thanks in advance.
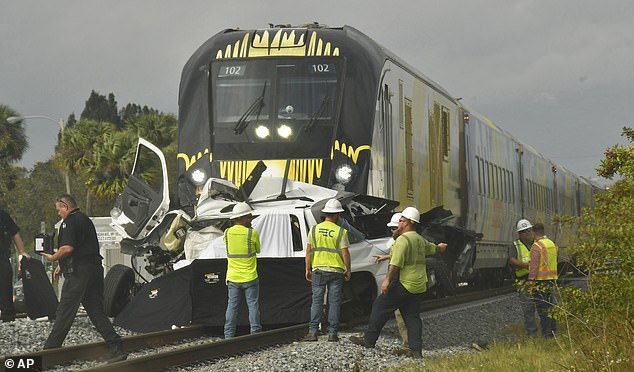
[223,202,262,339]
[350,207,448,358]
[508,219,538,336]
[528,222,558,338]
[303,198,351,342]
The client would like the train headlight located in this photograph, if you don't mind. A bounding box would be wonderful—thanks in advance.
[255,125,270,139]
[277,124,292,139]
[335,165,353,184]
[190,168,207,186]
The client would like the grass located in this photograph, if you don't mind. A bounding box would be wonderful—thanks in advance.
[418,338,577,372]
[383,324,582,372]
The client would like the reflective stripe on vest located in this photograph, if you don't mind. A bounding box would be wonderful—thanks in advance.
[513,239,531,278]
[225,227,256,258]
[310,222,346,270]
[535,238,559,280]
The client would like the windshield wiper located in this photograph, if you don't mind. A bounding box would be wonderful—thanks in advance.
[234,81,267,135]
[303,95,330,133]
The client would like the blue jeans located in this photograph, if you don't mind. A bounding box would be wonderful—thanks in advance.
[533,280,557,338]
[224,278,262,338]
[518,290,538,336]
[309,270,344,336]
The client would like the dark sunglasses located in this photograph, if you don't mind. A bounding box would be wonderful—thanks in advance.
[389,227,398,231]
[56,197,69,208]
[519,228,532,233]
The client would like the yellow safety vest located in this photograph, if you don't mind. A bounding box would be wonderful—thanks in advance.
[513,239,532,278]
[310,221,347,271]
[224,225,259,283]
[535,238,558,281]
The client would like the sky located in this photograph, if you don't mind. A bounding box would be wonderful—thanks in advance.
[2,1,633,186]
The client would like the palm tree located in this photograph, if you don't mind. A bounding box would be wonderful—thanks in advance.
[0,104,28,199]
[0,104,28,163]
[55,119,116,214]
[88,130,136,200]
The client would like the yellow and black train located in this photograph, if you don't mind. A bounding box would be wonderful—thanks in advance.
[176,23,598,287]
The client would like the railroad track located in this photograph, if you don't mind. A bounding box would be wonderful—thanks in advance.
[3,285,514,370]
[87,324,307,371]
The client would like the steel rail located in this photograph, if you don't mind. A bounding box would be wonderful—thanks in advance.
[85,324,307,371]
[2,324,213,369]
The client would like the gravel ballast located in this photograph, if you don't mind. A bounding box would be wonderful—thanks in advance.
[1,294,524,371]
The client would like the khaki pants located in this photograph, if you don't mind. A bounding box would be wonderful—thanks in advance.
[395,309,408,346]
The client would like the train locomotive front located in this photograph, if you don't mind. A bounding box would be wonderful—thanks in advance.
[177,25,384,206]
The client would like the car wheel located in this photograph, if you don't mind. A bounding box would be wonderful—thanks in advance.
[104,264,135,317]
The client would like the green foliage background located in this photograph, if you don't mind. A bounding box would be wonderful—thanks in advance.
[0,92,177,251]
[554,127,634,370]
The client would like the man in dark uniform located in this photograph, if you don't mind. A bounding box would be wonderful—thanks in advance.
[41,194,127,362]
[0,208,30,322]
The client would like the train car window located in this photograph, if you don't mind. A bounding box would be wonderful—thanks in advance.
[488,161,493,199]
[502,168,506,202]
[535,183,539,209]
[490,163,495,199]
[492,165,497,200]
[441,106,450,160]
[210,58,343,160]
[404,99,414,198]
[398,80,404,128]
[511,171,515,203]
[476,156,482,194]
[483,160,488,197]
[504,169,509,203]
[498,166,501,201]
[479,158,484,195]
[480,158,485,195]
[492,164,496,199]
[535,183,543,210]
[548,188,555,210]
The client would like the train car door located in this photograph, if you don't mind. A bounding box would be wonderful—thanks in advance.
[428,102,444,206]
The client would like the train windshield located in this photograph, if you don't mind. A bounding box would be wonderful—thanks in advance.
[210,57,343,160]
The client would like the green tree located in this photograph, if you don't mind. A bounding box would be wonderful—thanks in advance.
[65,112,77,129]
[5,160,113,251]
[119,103,159,126]
[55,112,178,208]
[0,104,28,163]
[55,119,117,215]
[0,104,28,199]
[5,161,66,248]
[555,127,634,370]
[80,90,120,128]
[87,130,136,200]
[126,113,179,199]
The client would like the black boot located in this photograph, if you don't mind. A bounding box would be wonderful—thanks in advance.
[102,341,128,363]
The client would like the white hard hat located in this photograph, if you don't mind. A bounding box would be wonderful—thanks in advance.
[401,207,420,223]
[516,219,533,232]
[387,213,402,227]
[321,199,344,213]
[232,202,253,219]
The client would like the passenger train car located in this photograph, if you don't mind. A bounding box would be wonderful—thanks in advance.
[175,23,596,283]
[107,24,598,330]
